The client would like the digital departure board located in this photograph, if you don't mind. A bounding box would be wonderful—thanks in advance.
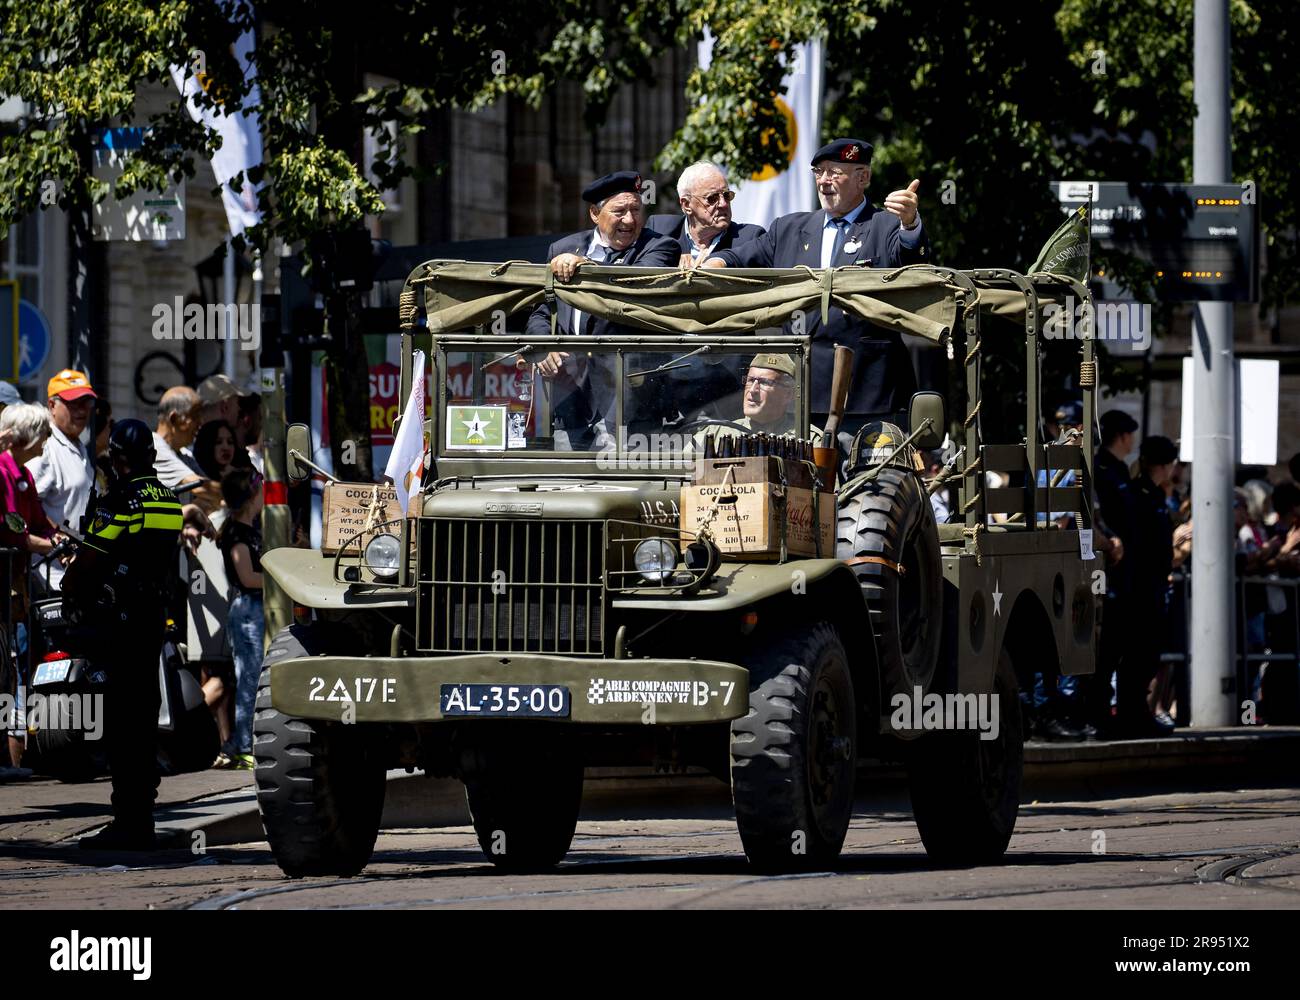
[1055,182,1259,302]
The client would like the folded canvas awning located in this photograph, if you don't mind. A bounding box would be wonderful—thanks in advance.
[410,260,967,344]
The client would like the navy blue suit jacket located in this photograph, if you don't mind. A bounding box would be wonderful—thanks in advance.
[645,213,766,256]
[716,202,932,416]
[525,227,679,339]
[523,227,679,441]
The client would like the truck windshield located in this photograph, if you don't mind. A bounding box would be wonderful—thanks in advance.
[438,342,806,460]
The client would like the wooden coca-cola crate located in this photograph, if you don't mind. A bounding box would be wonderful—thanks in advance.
[680,456,835,561]
[321,482,405,554]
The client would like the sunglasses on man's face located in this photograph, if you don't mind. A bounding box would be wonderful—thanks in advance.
[693,189,735,207]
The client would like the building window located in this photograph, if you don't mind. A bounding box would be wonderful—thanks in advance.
[0,212,43,306]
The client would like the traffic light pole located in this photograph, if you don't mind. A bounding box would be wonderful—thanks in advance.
[1190,0,1236,726]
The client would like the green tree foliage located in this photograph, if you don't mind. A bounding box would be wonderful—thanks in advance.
[2,1,1295,434]
[659,0,1297,403]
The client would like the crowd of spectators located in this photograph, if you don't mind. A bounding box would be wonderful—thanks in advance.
[1,370,266,773]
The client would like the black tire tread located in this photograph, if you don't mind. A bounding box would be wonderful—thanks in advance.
[463,728,584,873]
[731,621,855,873]
[254,623,386,878]
[905,650,1024,865]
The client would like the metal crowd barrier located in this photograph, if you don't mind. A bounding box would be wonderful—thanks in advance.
[1163,571,1300,724]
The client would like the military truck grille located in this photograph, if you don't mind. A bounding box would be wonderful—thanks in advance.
[416,519,605,655]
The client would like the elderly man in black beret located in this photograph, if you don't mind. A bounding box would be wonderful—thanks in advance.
[709,138,931,446]
[524,171,679,449]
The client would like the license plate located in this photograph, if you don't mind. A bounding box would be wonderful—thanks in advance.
[32,659,72,686]
[440,684,570,718]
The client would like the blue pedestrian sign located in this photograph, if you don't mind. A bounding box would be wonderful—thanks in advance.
[18,299,52,383]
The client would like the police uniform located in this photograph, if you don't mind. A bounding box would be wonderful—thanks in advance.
[1087,444,1137,731]
[77,471,183,835]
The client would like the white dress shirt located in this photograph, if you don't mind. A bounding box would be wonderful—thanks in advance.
[820,198,923,267]
[571,234,619,335]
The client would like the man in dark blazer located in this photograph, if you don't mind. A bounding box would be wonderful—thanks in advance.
[645,161,765,267]
[525,171,679,449]
[712,138,932,441]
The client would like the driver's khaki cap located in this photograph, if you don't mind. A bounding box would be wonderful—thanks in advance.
[749,353,796,378]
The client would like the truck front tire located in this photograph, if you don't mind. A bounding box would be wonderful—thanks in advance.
[731,622,856,873]
[254,623,387,878]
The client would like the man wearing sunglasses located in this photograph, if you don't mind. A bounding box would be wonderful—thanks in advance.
[646,162,765,268]
[692,354,822,457]
[709,138,931,446]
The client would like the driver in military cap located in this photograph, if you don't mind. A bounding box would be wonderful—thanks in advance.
[692,354,821,455]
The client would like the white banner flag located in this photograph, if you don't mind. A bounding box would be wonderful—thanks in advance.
[697,32,824,227]
[384,350,427,515]
[170,4,264,237]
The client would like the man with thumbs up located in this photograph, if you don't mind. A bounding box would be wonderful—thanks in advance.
[711,138,931,436]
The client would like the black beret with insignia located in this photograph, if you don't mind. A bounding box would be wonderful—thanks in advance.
[811,138,873,166]
[582,170,643,204]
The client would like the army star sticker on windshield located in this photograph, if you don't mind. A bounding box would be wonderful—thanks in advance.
[462,411,489,438]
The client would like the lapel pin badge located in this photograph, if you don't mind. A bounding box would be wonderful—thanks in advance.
[802,243,810,251]
[844,239,862,254]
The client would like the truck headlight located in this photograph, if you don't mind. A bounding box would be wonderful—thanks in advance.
[363,533,401,580]
[634,538,679,583]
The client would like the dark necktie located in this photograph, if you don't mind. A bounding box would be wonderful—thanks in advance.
[830,218,850,265]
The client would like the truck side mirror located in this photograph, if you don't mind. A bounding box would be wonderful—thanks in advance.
[285,423,312,484]
[909,392,945,451]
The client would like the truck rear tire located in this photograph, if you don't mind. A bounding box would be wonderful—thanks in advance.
[731,622,856,873]
[462,727,584,872]
[837,464,943,701]
[31,725,104,783]
[905,647,1023,865]
[254,624,387,878]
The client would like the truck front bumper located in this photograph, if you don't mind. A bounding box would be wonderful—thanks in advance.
[268,653,750,724]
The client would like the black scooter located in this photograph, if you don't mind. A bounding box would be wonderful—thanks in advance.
[24,533,219,782]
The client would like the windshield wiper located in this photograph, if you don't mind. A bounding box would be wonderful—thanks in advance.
[480,345,534,370]
[626,345,710,380]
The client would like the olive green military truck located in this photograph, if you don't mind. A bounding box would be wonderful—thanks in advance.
[255,260,1100,877]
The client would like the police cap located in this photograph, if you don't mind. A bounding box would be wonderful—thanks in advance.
[1099,409,1138,439]
[108,418,157,472]
[582,171,643,204]
[812,138,873,167]
[1140,435,1178,466]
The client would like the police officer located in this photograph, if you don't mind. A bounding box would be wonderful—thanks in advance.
[1089,410,1138,737]
[1126,435,1179,736]
[63,419,183,850]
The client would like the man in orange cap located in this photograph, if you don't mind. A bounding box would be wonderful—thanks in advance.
[27,369,98,591]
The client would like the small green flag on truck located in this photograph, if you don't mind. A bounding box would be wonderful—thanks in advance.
[1029,203,1091,282]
